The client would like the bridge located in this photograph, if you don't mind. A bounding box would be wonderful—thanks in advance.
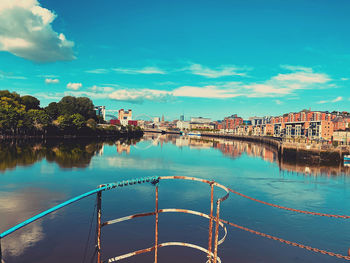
[1,176,349,263]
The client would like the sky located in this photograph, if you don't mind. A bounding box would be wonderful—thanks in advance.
[0,0,350,121]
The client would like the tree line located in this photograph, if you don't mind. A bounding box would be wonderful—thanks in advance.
[0,90,142,137]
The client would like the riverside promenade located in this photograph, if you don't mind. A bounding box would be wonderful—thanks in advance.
[200,132,350,165]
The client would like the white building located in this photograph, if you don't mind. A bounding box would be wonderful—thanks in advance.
[190,117,211,123]
[177,121,190,130]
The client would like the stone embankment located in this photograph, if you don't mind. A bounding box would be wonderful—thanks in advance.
[201,133,350,165]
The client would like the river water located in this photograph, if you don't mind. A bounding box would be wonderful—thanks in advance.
[1,134,350,263]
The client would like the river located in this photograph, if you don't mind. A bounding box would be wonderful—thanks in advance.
[1,134,350,263]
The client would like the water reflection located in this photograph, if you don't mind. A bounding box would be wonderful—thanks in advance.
[0,135,348,176]
[0,189,65,258]
[0,138,140,172]
[141,134,350,176]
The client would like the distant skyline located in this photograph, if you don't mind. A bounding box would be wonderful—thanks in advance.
[1,0,350,120]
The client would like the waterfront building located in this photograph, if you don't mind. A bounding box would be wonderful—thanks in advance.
[190,122,215,130]
[190,117,211,123]
[224,114,243,131]
[118,109,132,126]
[154,117,161,123]
[94,106,106,120]
[333,131,350,144]
[176,120,190,130]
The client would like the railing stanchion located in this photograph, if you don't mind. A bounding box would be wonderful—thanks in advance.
[207,182,214,262]
[213,200,221,263]
[0,238,3,263]
[154,184,159,263]
[97,191,102,263]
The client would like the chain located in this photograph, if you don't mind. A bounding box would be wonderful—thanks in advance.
[220,218,350,261]
[227,188,350,219]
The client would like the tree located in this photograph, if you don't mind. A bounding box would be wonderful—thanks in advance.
[71,113,85,130]
[56,115,71,130]
[27,109,50,130]
[45,102,59,120]
[21,95,40,110]
[76,97,96,120]
[0,90,21,101]
[57,96,77,116]
[0,97,26,134]
[87,118,97,130]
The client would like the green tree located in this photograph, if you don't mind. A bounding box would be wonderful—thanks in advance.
[20,95,40,110]
[71,113,85,130]
[57,96,77,116]
[0,97,26,134]
[56,115,72,130]
[27,109,50,130]
[76,97,96,120]
[45,102,60,120]
[87,118,97,130]
[0,90,21,101]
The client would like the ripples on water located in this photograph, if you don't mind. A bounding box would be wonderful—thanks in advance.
[1,134,350,263]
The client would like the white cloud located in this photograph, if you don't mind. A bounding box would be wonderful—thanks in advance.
[64,90,109,99]
[0,70,27,80]
[173,85,241,98]
[66,82,82,90]
[85,69,109,74]
[90,85,114,92]
[109,89,171,103]
[317,96,342,104]
[340,78,349,81]
[112,66,165,75]
[280,65,313,73]
[332,96,343,102]
[187,63,246,78]
[273,72,329,83]
[0,0,75,62]
[173,66,332,99]
[45,78,59,84]
[275,100,283,105]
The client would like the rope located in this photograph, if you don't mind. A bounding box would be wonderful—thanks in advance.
[227,187,350,219]
[82,200,97,263]
[220,218,350,260]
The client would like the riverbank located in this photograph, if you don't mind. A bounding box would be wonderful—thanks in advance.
[200,132,350,165]
[0,128,144,140]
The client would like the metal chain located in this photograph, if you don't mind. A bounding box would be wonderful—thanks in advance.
[220,218,350,261]
[227,188,350,219]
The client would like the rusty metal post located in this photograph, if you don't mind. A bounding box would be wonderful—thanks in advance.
[213,200,221,263]
[0,238,2,263]
[154,185,159,263]
[97,191,102,263]
[207,182,214,262]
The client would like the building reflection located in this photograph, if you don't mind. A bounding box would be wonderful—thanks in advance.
[142,134,350,176]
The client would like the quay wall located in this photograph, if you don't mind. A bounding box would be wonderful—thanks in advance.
[200,133,350,165]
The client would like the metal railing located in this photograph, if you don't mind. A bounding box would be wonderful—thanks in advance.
[1,175,349,263]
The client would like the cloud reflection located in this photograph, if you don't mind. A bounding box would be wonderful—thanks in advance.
[0,188,65,258]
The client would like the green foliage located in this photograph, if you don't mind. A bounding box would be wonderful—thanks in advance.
[87,118,97,130]
[56,115,72,130]
[0,90,143,139]
[57,96,96,120]
[0,96,26,133]
[27,109,50,130]
[45,102,59,120]
[20,95,40,110]
[71,113,85,130]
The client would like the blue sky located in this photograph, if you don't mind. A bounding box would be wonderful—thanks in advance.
[0,0,349,120]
